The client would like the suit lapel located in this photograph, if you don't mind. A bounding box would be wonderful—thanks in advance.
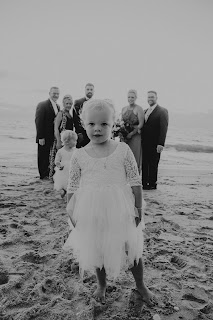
[146,105,159,122]
[48,99,57,116]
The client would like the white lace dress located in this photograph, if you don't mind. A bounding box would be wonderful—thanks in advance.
[53,147,76,191]
[63,142,145,279]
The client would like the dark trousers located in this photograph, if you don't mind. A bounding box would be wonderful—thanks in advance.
[76,132,90,148]
[37,143,52,179]
[142,146,161,187]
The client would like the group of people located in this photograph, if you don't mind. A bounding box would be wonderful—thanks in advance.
[121,89,168,190]
[35,83,168,191]
[35,83,95,182]
[34,84,169,307]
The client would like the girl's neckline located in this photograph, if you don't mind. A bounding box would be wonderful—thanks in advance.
[83,142,119,159]
[64,146,75,152]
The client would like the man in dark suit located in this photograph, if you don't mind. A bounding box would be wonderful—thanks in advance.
[35,87,60,179]
[72,83,94,148]
[142,91,168,190]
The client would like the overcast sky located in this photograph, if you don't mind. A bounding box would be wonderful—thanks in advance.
[0,0,213,114]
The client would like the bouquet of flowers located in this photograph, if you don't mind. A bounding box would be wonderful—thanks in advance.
[112,118,133,141]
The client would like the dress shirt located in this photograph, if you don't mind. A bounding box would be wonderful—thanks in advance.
[145,104,157,122]
[50,98,58,115]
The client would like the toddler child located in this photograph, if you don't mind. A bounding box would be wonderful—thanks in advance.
[53,130,77,198]
[63,99,155,305]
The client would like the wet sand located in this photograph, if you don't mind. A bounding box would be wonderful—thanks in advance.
[0,162,213,319]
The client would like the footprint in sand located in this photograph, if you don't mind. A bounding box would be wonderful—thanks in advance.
[0,267,9,285]
[0,225,8,236]
[181,286,209,310]
[20,251,45,264]
[170,255,187,269]
[40,277,66,295]
[9,223,19,229]
[128,289,145,318]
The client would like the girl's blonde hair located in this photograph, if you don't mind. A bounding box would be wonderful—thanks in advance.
[81,99,116,122]
[60,130,77,143]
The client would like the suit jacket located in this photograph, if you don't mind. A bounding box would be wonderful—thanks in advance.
[72,97,87,134]
[142,105,169,148]
[35,99,59,145]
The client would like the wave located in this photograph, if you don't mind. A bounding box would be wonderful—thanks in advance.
[165,144,213,153]
[7,135,28,140]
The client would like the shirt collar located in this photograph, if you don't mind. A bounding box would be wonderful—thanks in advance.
[149,103,157,110]
[49,98,56,106]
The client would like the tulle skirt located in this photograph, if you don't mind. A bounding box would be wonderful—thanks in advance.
[63,184,145,279]
[53,162,69,191]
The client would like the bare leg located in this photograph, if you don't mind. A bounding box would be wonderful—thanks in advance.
[94,267,107,304]
[130,258,156,305]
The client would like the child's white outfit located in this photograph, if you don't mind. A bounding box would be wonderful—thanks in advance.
[63,142,145,279]
[53,147,76,191]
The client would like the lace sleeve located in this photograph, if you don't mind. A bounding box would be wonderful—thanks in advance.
[124,145,142,187]
[67,152,81,193]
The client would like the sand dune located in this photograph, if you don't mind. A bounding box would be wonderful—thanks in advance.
[0,163,213,319]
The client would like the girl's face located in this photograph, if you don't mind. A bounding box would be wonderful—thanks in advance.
[63,137,77,148]
[84,107,114,144]
[128,93,136,105]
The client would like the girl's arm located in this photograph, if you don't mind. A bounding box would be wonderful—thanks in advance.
[54,150,63,169]
[124,145,143,226]
[54,112,63,149]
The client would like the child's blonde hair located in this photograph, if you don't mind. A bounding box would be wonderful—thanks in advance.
[81,99,116,123]
[61,130,77,144]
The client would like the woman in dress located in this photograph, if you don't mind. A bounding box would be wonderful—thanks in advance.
[121,90,144,173]
[49,95,74,179]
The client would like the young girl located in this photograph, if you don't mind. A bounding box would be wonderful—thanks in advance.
[53,130,77,198]
[63,99,155,305]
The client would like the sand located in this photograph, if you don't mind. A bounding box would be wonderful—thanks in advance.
[0,162,213,320]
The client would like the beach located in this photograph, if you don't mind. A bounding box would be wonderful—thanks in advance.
[0,156,213,319]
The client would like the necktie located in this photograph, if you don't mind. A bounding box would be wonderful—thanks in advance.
[145,107,153,122]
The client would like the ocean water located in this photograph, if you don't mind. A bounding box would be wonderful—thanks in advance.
[0,109,212,173]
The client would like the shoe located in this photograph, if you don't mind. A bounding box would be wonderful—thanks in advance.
[143,185,150,190]
[40,176,49,181]
[149,184,157,190]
